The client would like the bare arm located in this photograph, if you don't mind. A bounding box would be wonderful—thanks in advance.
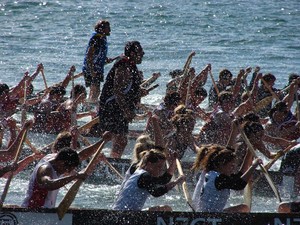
[37,165,85,191]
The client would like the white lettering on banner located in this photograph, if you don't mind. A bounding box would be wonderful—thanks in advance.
[157,216,222,225]
[274,218,300,225]
[0,213,18,225]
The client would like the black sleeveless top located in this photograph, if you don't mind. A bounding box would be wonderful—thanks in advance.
[99,58,142,112]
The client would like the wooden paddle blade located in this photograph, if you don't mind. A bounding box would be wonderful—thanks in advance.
[244,182,253,209]
[57,179,84,220]
[259,164,282,202]
[239,128,281,203]
[254,96,273,112]
[78,117,99,133]
[176,159,195,212]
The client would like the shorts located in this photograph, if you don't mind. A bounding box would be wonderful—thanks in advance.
[291,201,300,212]
[280,145,300,176]
[98,100,129,135]
[83,71,104,87]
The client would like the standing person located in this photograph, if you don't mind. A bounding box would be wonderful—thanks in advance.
[98,41,149,158]
[82,19,112,103]
[22,148,86,209]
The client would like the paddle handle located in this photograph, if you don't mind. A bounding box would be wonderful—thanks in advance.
[209,70,220,96]
[41,69,48,90]
[146,84,159,92]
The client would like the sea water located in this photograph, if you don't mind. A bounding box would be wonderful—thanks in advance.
[0,0,299,212]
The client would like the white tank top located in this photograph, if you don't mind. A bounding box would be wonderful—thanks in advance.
[197,170,230,212]
[112,168,149,210]
[22,160,59,208]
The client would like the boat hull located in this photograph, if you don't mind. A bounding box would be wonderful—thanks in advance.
[1,207,299,225]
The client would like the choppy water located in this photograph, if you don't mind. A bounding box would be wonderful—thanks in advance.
[0,0,299,212]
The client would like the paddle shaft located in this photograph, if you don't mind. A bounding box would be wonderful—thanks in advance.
[260,78,280,101]
[239,129,282,202]
[21,80,27,125]
[209,71,220,96]
[0,130,27,208]
[16,126,40,154]
[41,69,48,89]
[176,159,195,212]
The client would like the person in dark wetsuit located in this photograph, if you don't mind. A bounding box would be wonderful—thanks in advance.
[98,41,150,158]
[112,149,185,211]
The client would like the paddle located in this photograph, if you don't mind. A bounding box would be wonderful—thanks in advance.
[239,128,282,203]
[70,67,77,127]
[176,159,195,212]
[103,158,124,180]
[78,134,123,180]
[296,90,300,121]
[253,144,294,185]
[0,129,27,209]
[15,125,40,154]
[40,68,48,90]
[209,70,220,97]
[254,96,274,113]
[243,182,253,209]
[78,117,99,134]
[21,80,27,125]
[146,84,159,92]
[57,139,107,220]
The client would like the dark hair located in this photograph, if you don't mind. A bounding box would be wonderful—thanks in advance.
[0,83,9,95]
[202,147,236,171]
[124,41,142,57]
[218,91,233,104]
[288,73,300,84]
[219,69,232,80]
[192,144,221,171]
[243,112,260,123]
[269,101,288,119]
[50,85,66,96]
[70,84,86,99]
[163,91,181,107]
[28,83,34,95]
[52,131,80,153]
[242,121,264,138]
[55,147,80,168]
[262,73,276,82]
[169,69,183,79]
[194,87,208,98]
[94,20,110,33]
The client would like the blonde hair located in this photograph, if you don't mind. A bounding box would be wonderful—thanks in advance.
[138,149,166,169]
[171,105,195,129]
